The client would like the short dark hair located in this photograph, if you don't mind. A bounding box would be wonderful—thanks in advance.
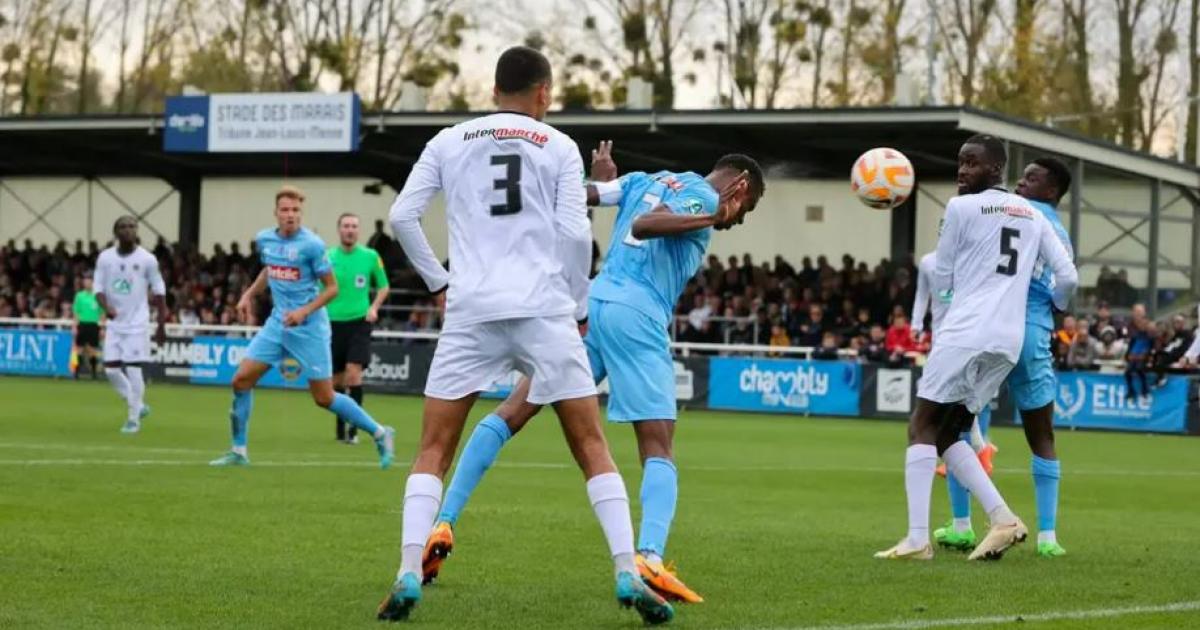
[964,134,1007,168]
[1033,156,1072,201]
[112,216,137,234]
[713,153,766,198]
[337,212,359,226]
[495,46,552,94]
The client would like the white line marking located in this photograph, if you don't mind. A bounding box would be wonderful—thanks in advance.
[764,600,1200,630]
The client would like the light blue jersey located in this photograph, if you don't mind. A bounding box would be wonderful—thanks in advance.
[588,171,720,327]
[255,227,333,326]
[1026,200,1072,332]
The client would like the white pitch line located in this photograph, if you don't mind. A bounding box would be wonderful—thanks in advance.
[763,600,1200,630]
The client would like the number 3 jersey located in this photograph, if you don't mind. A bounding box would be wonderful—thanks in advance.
[388,111,590,329]
[932,187,1077,363]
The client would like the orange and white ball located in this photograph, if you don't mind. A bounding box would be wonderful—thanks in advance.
[850,148,915,210]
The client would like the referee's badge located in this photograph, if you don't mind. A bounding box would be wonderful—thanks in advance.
[355,274,367,288]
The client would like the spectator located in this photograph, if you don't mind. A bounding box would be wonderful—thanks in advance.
[1155,315,1193,383]
[1125,316,1154,400]
[795,304,826,347]
[768,318,791,357]
[1096,326,1127,361]
[885,313,916,358]
[1066,319,1101,369]
[813,331,840,360]
[1054,315,1077,364]
[1091,302,1116,338]
[861,325,889,363]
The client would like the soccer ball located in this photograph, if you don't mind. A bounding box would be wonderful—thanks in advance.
[851,148,915,210]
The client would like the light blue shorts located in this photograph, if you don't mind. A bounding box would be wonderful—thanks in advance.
[1008,323,1056,411]
[246,315,333,382]
[585,299,676,423]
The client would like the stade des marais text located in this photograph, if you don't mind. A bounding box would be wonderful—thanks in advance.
[215,102,348,123]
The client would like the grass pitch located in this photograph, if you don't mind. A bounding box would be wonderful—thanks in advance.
[1,376,1198,629]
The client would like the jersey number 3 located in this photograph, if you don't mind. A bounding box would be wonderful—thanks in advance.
[997,227,1020,276]
[490,154,522,216]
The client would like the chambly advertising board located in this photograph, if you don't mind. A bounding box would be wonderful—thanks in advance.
[164,92,360,153]
[707,358,861,416]
[151,336,306,390]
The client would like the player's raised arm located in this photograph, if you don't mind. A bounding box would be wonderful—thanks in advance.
[390,136,450,294]
[630,173,743,239]
[556,143,592,322]
[1037,215,1078,312]
[585,141,619,206]
[931,201,962,300]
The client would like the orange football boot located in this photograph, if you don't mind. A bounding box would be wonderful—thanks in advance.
[421,522,454,585]
[978,443,996,476]
[636,554,704,603]
[935,463,947,478]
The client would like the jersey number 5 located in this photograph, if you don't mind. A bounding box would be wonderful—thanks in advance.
[997,227,1020,276]
[490,154,522,216]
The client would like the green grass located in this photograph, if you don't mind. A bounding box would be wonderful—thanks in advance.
[1,376,1199,629]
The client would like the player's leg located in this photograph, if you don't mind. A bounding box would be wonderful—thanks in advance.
[343,321,372,443]
[210,321,282,465]
[875,397,945,560]
[935,446,977,551]
[102,330,131,415]
[330,321,350,442]
[297,325,394,469]
[332,369,348,442]
[1012,325,1065,557]
[525,315,673,624]
[120,331,152,431]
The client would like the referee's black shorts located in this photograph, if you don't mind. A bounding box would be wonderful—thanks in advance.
[331,318,373,372]
[76,323,101,348]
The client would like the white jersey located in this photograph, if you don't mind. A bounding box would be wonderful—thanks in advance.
[92,246,166,334]
[911,252,947,335]
[389,111,590,329]
[932,187,1077,362]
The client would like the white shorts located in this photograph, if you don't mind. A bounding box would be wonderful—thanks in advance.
[917,344,1015,414]
[103,329,150,364]
[425,316,596,405]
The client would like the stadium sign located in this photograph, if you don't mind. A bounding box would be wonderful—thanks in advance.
[164,92,361,153]
[707,357,861,416]
[0,328,72,377]
[1049,372,1189,434]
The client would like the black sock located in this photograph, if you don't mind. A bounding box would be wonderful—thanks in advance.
[89,356,99,378]
[348,386,363,439]
[335,386,348,440]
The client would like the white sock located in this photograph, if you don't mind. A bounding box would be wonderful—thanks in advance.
[105,367,130,404]
[953,518,973,533]
[644,552,663,565]
[904,444,937,547]
[1038,530,1057,545]
[585,472,637,576]
[944,441,1016,525]
[231,445,248,457]
[968,417,986,452]
[125,366,145,422]
[399,473,443,580]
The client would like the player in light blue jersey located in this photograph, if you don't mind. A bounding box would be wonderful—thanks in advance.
[415,146,764,604]
[934,157,1073,557]
[208,186,396,469]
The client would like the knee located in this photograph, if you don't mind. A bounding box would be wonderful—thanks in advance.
[495,400,539,434]
[312,390,335,408]
[231,375,253,391]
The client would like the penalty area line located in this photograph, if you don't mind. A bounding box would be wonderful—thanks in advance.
[765,600,1200,630]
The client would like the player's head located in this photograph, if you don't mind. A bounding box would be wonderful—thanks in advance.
[337,213,360,247]
[493,46,553,120]
[709,153,766,231]
[112,216,139,248]
[1016,157,1071,206]
[275,185,305,235]
[957,134,1006,194]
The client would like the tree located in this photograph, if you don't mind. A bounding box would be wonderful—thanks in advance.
[719,0,809,108]
[859,0,910,103]
[829,0,872,105]
[1114,0,1151,147]
[1188,0,1198,162]
[1138,0,1182,151]
[935,0,997,105]
[808,0,833,105]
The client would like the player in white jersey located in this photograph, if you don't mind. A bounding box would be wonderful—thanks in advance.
[92,216,167,434]
[876,135,1077,562]
[377,46,673,625]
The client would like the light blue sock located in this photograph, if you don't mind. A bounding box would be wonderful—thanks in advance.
[946,471,971,520]
[977,405,991,437]
[1031,455,1061,533]
[230,389,252,448]
[637,457,678,557]
[328,393,382,438]
[438,414,511,525]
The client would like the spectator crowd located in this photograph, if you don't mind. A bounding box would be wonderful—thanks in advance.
[2,236,1197,373]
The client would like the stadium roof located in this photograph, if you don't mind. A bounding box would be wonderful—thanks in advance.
[1,106,1197,190]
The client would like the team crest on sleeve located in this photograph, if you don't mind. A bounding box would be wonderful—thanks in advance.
[684,198,705,215]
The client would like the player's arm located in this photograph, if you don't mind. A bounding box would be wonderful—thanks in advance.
[389,135,449,294]
[585,141,618,206]
[367,252,390,323]
[285,270,338,327]
[556,144,592,323]
[92,259,115,319]
[1037,217,1078,312]
[930,203,961,300]
[146,256,168,342]
[911,262,930,336]
[236,268,268,323]
[631,173,746,239]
